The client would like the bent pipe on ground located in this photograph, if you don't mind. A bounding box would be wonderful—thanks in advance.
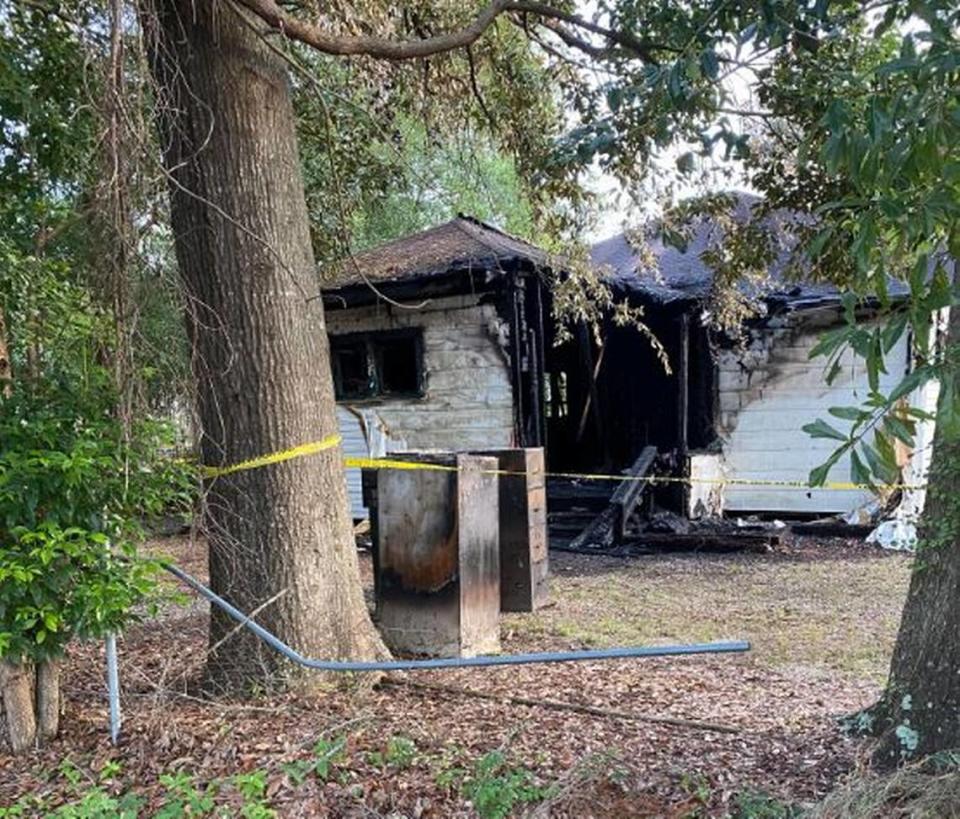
[164,562,750,671]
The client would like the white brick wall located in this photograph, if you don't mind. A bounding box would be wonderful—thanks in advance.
[325,294,516,452]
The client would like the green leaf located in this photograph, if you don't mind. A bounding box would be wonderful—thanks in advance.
[806,226,834,260]
[802,419,848,441]
[828,406,868,422]
[883,415,916,447]
[809,448,845,487]
[826,358,843,386]
[850,449,872,485]
[862,440,899,484]
[882,314,908,354]
[809,327,849,361]
[700,49,719,80]
[606,86,623,114]
[888,370,926,403]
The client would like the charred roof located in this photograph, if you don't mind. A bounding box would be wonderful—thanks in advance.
[322,215,551,291]
[590,192,909,311]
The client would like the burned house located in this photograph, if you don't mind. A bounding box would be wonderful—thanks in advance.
[590,202,938,520]
[323,208,936,528]
[321,216,554,517]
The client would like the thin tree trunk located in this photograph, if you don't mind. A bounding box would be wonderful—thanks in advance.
[35,660,60,742]
[872,306,960,767]
[0,304,11,397]
[0,660,37,754]
[143,0,386,693]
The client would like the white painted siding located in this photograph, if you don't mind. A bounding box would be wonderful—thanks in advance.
[336,406,408,519]
[337,407,369,517]
[718,312,910,514]
[326,295,516,517]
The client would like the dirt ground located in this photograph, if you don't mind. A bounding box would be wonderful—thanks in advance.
[0,535,910,817]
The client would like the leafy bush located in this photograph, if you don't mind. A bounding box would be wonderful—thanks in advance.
[0,378,196,664]
[366,735,418,769]
[437,749,549,819]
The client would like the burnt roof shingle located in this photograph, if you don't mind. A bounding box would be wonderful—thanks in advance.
[589,192,909,309]
[322,215,550,289]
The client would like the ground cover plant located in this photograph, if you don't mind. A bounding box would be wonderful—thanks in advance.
[0,536,913,816]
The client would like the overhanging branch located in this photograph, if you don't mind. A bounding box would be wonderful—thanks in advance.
[233,0,662,62]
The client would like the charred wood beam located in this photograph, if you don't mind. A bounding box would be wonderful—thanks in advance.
[565,446,658,552]
[627,531,778,553]
[609,445,658,542]
[574,324,605,455]
[677,313,690,514]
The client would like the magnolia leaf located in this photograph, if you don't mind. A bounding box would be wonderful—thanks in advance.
[826,358,843,386]
[828,405,868,422]
[809,327,849,360]
[883,415,916,448]
[850,449,873,486]
[873,429,897,466]
[809,448,845,487]
[888,370,926,403]
[862,441,899,484]
[802,418,848,441]
[882,314,908,354]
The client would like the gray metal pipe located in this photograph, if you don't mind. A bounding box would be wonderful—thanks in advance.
[164,562,750,671]
[105,633,121,744]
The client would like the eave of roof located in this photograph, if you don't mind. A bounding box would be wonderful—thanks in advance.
[321,215,551,292]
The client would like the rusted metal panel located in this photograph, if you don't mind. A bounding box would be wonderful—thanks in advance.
[366,453,500,658]
[474,448,549,612]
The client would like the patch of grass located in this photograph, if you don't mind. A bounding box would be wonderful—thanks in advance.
[733,790,803,818]
[366,734,418,769]
[504,551,909,682]
[0,759,277,819]
[810,755,960,818]
[282,735,348,784]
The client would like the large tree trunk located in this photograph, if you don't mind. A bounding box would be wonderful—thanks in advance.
[872,306,960,767]
[144,0,386,693]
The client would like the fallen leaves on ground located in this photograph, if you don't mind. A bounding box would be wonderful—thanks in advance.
[0,535,910,817]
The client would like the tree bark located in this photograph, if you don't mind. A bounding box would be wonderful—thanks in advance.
[872,306,960,767]
[143,0,386,693]
[0,660,37,754]
[35,659,60,742]
[0,304,11,397]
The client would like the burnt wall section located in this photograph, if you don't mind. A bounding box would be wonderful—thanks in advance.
[326,294,516,452]
[329,293,517,519]
[472,448,549,612]
[715,309,911,514]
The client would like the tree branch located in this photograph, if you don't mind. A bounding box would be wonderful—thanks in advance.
[466,46,496,129]
[233,0,663,62]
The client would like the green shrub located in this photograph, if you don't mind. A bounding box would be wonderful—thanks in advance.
[438,749,550,819]
[0,378,196,665]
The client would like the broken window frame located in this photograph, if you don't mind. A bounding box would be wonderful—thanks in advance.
[330,328,425,401]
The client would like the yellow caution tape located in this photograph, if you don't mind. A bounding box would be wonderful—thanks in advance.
[201,434,343,478]
[344,456,460,473]
[200,436,926,492]
[348,462,924,492]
